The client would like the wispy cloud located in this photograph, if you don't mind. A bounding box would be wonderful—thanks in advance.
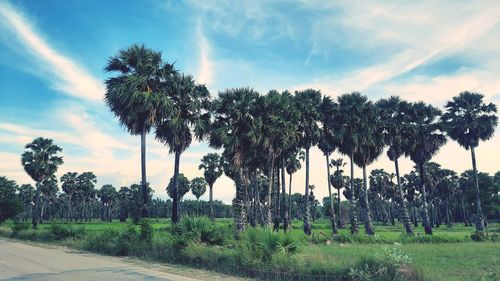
[196,20,214,85]
[0,2,104,101]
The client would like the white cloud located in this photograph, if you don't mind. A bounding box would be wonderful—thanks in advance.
[0,2,104,101]
[196,20,214,85]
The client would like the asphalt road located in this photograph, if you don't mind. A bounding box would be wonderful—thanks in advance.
[0,239,200,281]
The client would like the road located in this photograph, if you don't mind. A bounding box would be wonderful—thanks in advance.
[0,239,200,281]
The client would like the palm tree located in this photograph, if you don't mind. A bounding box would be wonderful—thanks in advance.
[404,102,447,234]
[441,91,498,235]
[333,92,372,235]
[21,137,63,228]
[191,177,207,215]
[104,44,175,218]
[377,96,414,235]
[210,87,260,235]
[330,158,345,227]
[318,96,338,236]
[259,90,300,227]
[61,172,78,221]
[353,100,383,235]
[294,89,322,235]
[285,150,302,228]
[98,184,117,222]
[199,153,223,221]
[155,73,211,224]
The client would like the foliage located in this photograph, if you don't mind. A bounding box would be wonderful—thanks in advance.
[49,223,86,240]
[172,216,227,246]
[0,176,23,223]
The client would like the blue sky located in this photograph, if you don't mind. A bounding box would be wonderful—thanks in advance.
[1,0,499,202]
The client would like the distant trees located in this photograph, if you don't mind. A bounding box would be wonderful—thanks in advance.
[0,176,23,223]
[199,153,223,221]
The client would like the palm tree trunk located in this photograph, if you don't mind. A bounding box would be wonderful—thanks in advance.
[303,147,312,235]
[349,150,359,235]
[32,182,41,229]
[361,165,375,235]
[274,167,281,230]
[337,187,342,228]
[235,168,247,235]
[172,151,181,224]
[266,156,275,227]
[325,154,338,235]
[281,157,289,231]
[418,162,433,235]
[141,127,148,218]
[288,173,292,226]
[209,183,214,221]
[461,195,469,226]
[470,146,485,234]
[395,157,413,234]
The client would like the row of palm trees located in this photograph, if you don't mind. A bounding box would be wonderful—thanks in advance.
[102,44,497,237]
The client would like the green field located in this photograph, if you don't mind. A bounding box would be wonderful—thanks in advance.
[1,219,499,281]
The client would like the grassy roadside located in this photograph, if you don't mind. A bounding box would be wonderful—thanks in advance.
[1,219,498,281]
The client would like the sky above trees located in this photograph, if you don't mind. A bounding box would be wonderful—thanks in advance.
[0,0,499,203]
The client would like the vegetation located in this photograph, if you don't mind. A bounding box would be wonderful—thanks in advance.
[2,44,499,281]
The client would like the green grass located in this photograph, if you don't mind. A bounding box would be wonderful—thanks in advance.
[2,219,499,281]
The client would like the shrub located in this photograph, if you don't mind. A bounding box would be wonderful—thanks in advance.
[173,216,227,246]
[50,224,86,240]
[471,231,488,242]
[237,228,306,265]
[139,219,153,242]
[11,220,29,236]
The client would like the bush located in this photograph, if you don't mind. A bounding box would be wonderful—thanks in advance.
[139,219,153,242]
[173,216,227,246]
[50,224,86,240]
[11,220,29,236]
[237,228,306,265]
[471,231,488,242]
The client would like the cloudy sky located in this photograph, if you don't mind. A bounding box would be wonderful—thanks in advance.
[1,0,499,203]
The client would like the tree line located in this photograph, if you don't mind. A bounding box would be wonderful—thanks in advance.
[1,44,498,239]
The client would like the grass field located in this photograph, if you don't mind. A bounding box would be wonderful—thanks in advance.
[1,219,499,281]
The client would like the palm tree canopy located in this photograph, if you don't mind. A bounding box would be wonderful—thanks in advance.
[404,102,447,164]
[98,184,117,204]
[210,87,260,168]
[353,101,384,167]
[104,44,175,135]
[21,137,63,183]
[318,96,338,156]
[61,172,79,195]
[285,150,302,175]
[191,177,207,199]
[198,153,223,186]
[376,96,412,161]
[294,89,322,150]
[441,91,498,149]
[155,73,211,154]
[333,92,373,157]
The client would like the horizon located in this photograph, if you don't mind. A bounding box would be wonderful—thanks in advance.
[1,1,499,204]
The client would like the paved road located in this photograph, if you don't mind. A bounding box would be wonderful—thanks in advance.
[0,239,200,281]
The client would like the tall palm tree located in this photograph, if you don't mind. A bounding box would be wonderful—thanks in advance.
[318,96,338,236]
[21,137,63,229]
[377,96,414,235]
[404,102,447,235]
[199,153,223,221]
[333,92,372,235]
[330,158,345,227]
[155,73,211,224]
[294,89,322,235]
[61,172,78,221]
[441,92,498,234]
[259,90,300,227]
[210,87,260,235]
[104,44,175,217]
[353,100,383,235]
